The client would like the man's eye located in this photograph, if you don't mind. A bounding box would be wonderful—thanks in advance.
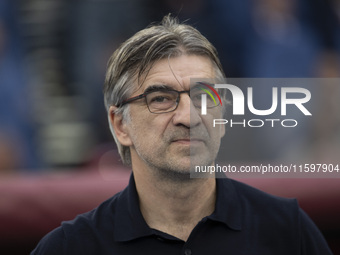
[191,94,201,102]
[151,96,169,103]
[191,91,208,101]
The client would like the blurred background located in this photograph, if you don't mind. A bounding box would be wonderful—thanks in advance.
[1,0,340,171]
[0,0,340,254]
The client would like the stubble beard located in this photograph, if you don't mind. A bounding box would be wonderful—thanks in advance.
[131,126,219,183]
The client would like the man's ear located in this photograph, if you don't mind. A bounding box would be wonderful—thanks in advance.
[109,106,132,146]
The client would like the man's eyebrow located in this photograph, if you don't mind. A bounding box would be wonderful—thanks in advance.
[143,84,173,93]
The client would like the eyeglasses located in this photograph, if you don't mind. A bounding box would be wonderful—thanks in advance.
[118,87,220,114]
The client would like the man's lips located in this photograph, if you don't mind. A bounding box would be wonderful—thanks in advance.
[172,138,205,144]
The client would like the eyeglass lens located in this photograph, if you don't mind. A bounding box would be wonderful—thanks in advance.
[145,88,218,113]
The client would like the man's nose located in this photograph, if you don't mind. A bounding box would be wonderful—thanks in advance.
[172,93,201,127]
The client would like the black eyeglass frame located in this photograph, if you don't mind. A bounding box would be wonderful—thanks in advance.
[117,88,220,114]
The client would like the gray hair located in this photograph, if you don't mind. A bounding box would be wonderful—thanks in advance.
[103,14,226,165]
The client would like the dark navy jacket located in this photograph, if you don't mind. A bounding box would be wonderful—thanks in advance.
[31,175,333,255]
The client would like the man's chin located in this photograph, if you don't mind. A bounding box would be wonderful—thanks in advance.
[152,151,215,180]
[168,155,215,176]
[156,167,192,182]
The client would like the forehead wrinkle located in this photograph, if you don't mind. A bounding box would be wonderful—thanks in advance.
[167,56,216,86]
[139,55,216,93]
[139,73,186,93]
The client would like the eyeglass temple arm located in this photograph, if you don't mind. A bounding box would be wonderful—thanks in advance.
[118,94,147,107]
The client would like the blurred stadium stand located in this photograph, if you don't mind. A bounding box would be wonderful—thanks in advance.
[0,0,339,254]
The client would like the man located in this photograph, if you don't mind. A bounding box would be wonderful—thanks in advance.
[32,15,333,254]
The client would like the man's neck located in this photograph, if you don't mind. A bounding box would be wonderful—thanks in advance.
[133,169,216,241]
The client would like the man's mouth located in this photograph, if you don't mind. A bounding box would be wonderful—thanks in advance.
[172,138,205,145]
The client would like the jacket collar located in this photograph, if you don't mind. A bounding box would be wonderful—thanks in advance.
[113,174,242,242]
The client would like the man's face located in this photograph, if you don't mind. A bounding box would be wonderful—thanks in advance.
[115,55,225,179]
